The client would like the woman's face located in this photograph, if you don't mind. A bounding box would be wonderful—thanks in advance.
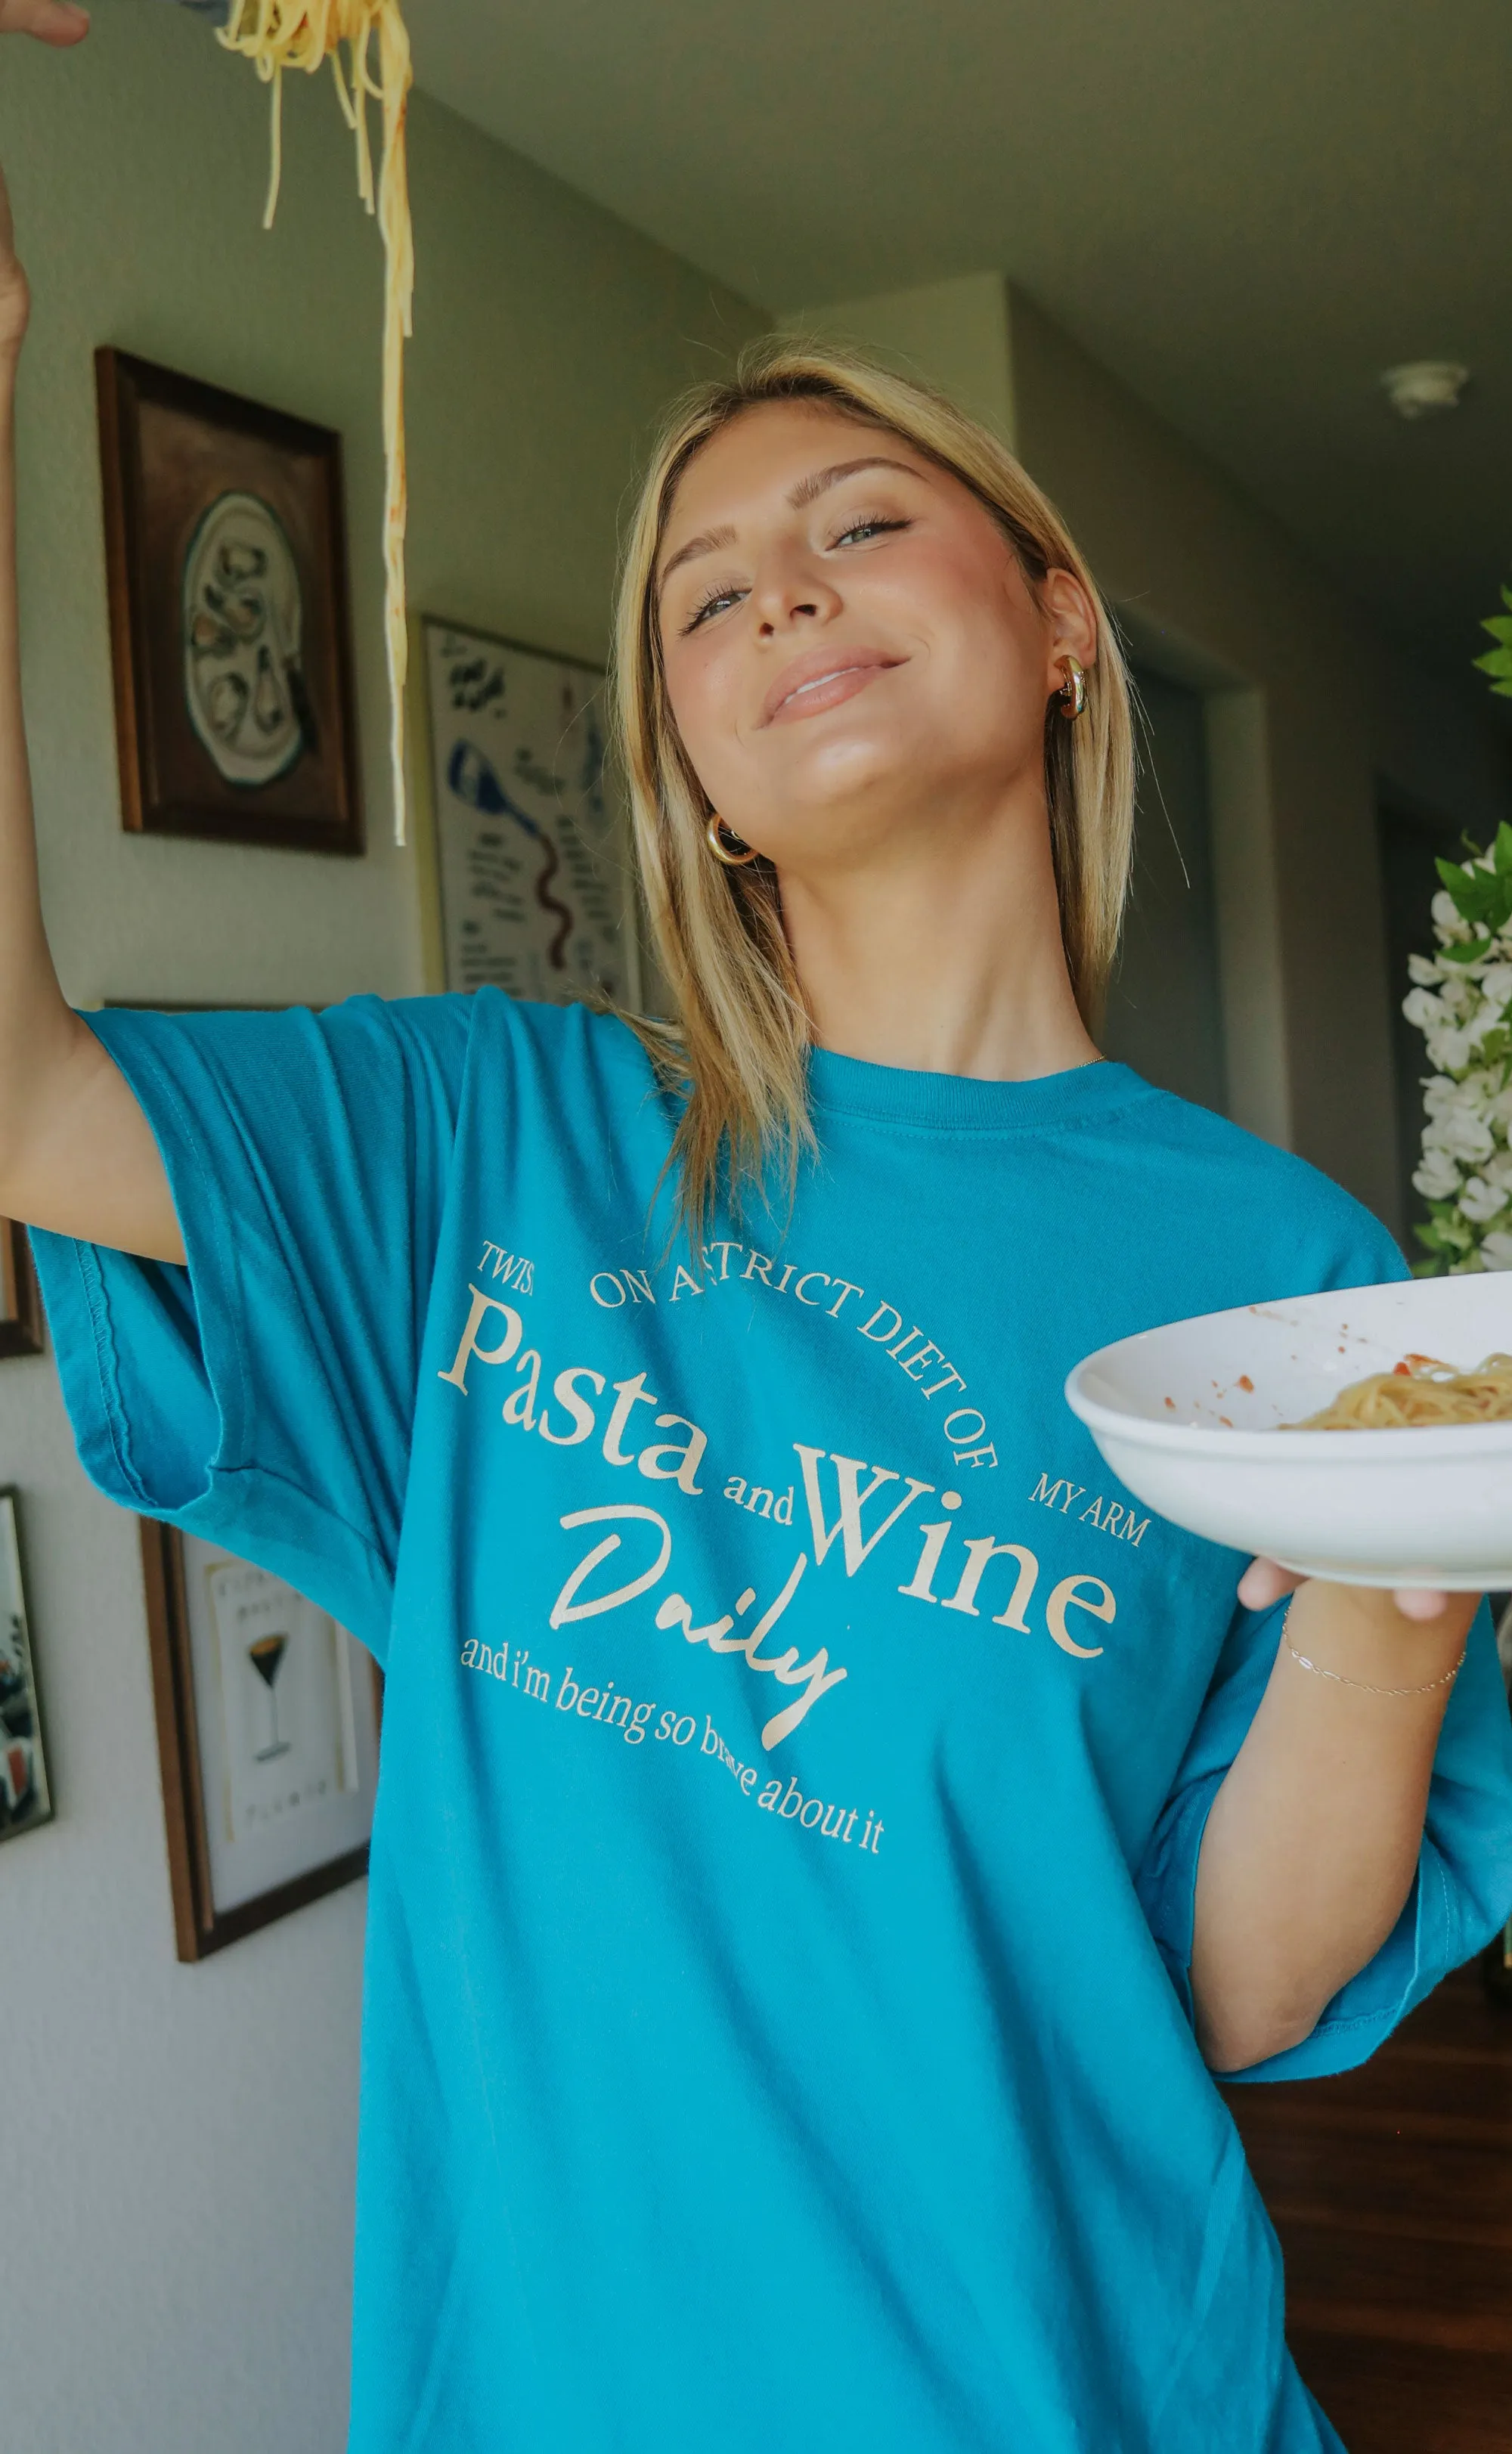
[655,399,1096,876]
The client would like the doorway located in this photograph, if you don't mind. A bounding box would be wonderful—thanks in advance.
[1101,665,1227,1114]
[1377,800,1464,1253]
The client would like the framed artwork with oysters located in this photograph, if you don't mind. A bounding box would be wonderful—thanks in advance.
[96,348,362,855]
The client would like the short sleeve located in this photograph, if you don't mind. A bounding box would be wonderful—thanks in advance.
[1136,1590,1512,2080]
[30,996,473,1662]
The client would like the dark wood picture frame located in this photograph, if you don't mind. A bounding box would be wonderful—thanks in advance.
[0,1487,53,1847]
[96,348,363,856]
[0,1221,44,1360]
[140,1520,380,1961]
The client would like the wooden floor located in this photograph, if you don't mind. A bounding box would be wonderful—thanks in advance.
[1224,1964,1512,2452]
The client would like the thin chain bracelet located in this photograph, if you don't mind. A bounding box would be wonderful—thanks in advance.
[1281,1600,1467,1699]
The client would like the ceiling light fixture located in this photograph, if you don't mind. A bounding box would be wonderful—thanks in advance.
[1380,360,1472,420]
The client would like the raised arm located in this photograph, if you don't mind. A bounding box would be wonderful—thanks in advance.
[0,1,183,1264]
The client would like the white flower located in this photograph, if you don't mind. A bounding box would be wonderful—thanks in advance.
[1480,1230,1512,1272]
[1458,1176,1507,1224]
[1481,964,1512,1010]
[1424,1105,1495,1163]
[1413,1148,1465,1200]
[1425,1025,1476,1073]
[1482,1148,1512,1188]
[1433,890,1473,940]
[1405,987,1448,1033]
[1408,952,1444,987]
[1438,972,1474,1016]
[1423,1074,1470,1117]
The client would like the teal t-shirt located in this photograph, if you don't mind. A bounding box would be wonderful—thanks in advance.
[33,992,1512,2454]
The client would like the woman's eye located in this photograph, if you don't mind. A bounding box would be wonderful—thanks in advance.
[682,582,745,634]
[833,516,909,548]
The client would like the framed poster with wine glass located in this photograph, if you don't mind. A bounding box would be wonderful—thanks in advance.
[140,1521,381,1960]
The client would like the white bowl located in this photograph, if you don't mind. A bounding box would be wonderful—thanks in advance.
[1064,1275,1512,1589]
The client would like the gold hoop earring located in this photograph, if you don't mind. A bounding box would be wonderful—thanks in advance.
[1058,655,1087,720]
[706,813,760,868]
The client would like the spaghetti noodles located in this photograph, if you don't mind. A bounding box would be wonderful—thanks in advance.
[1294,1352,1512,1430]
[220,0,414,843]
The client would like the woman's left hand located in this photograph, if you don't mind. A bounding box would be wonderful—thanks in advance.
[1191,1559,1479,2072]
[1237,1554,1468,1624]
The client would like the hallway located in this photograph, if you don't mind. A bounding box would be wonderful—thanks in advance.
[1227,1968,1512,2451]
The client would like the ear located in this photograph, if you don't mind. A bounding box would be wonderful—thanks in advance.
[1040,569,1099,694]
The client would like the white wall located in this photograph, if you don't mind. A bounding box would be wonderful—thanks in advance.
[0,11,763,2452]
[788,273,1512,1216]
[1009,287,1512,1216]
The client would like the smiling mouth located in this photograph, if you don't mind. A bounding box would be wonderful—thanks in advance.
[764,653,903,726]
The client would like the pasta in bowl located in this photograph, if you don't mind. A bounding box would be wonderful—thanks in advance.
[1064,1275,1512,1588]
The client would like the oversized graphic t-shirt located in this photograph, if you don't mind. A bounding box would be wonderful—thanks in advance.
[33,993,1512,2454]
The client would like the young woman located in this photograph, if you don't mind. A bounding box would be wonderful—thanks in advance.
[5,10,1512,2448]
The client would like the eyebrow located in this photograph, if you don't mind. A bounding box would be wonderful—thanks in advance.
[657,455,926,593]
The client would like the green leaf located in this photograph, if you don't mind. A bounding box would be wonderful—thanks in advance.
[1440,939,1483,963]
[1435,855,1512,930]
[1481,617,1512,646]
[1493,822,1512,874]
[1474,648,1512,679]
[1411,1253,1447,1277]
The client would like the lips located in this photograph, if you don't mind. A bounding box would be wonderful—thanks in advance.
[759,645,903,727]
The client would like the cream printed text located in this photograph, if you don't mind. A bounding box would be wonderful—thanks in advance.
[459,1635,885,1851]
[587,1240,996,1470]
[439,1281,1123,1754]
[1029,1472,1149,1546]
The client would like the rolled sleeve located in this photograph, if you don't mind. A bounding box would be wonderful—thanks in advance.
[31,996,472,1660]
[1136,1594,1512,2081]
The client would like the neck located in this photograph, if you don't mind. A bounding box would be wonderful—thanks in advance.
[777,800,1101,1082]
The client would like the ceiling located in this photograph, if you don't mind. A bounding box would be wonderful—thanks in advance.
[404,0,1512,683]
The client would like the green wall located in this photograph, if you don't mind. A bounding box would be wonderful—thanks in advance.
[0,13,764,2453]
[5,0,764,1009]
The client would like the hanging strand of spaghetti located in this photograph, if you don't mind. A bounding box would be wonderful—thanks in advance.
[218,1,415,846]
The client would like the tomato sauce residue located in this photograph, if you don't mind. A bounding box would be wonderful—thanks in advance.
[1237,1374,1253,1392]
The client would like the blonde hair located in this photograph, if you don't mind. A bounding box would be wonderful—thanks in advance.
[611,336,1136,1239]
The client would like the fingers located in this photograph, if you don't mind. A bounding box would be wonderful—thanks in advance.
[1237,1557,1303,1612]
[1390,1586,1455,1622]
[0,0,90,44]
[1242,1564,1475,1626]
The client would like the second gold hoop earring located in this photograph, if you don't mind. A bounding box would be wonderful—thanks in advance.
[706,813,761,868]
[1058,655,1087,720]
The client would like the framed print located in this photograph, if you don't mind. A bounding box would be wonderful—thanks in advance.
[140,1523,380,1960]
[96,347,362,855]
[0,1221,43,1360]
[414,617,640,1005]
[0,1490,53,1848]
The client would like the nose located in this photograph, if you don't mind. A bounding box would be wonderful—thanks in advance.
[751,544,842,637]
